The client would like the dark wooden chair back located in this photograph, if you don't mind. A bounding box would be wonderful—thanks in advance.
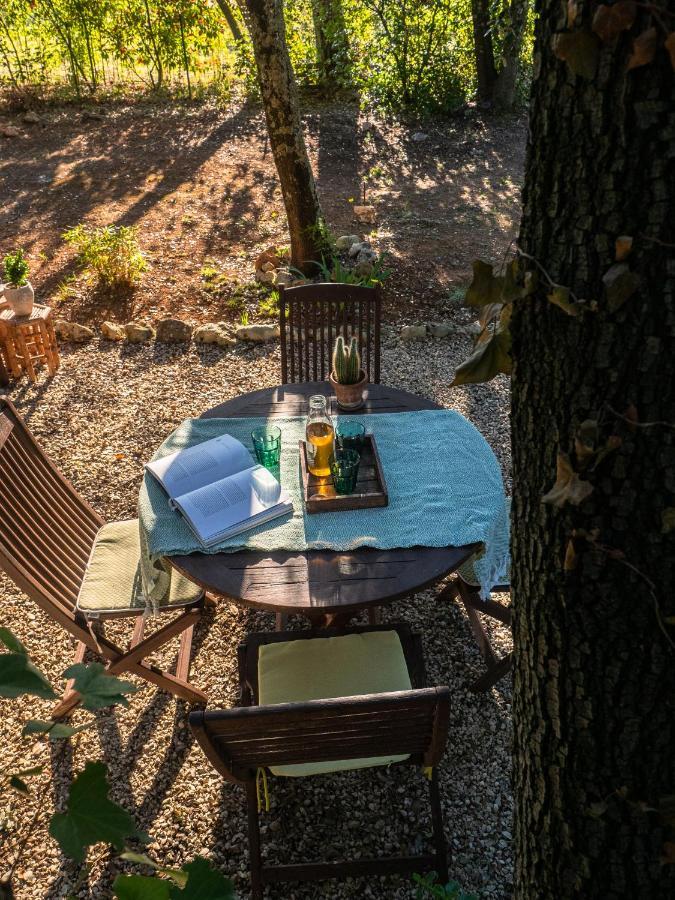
[278,282,382,384]
[190,686,449,784]
[0,398,102,620]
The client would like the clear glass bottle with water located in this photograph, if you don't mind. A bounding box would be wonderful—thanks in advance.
[305,395,335,477]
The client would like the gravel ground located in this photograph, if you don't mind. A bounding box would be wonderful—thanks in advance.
[0,322,512,900]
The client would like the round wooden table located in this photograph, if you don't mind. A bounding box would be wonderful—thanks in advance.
[170,383,476,625]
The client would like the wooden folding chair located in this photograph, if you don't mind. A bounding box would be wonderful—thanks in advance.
[190,623,450,898]
[0,398,210,718]
[436,497,512,692]
[279,282,382,384]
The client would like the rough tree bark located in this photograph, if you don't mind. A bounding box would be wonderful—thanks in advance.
[471,0,528,108]
[310,0,351,91]
[238,0,327,271]
[511,1,675,898]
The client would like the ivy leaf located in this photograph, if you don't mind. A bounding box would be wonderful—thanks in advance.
[501,258,525,302]
[49,761,142,863]
[542,453,594,507]
[564,539,578,572]
[662,508,675,534]
[603,263,639,311]
[592,2,636,43]
[574,419,599,465]
[666,33,675,71]
[451,330,512,386]
[63,662,138,711]
[0,628,27,655]
[22,719,89,740]
[0,652,56,700]
[615,235,633,261]
[171,858,235,899]
[548,285,581,316]
[477,302,504,331]
[567,0,578,28]
[113,875,171,900]
[627,27,658,70]
[120,853,187,887]
[466,260,504,308]
[552,28,600,79]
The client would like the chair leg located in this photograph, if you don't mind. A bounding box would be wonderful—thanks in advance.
[52,608,208,718]
[367,606,382,625]
[51,641,87,719]
[457,580,512,692]
[470,652,513,693]
[246,782,264,900]
[429,769,449,884]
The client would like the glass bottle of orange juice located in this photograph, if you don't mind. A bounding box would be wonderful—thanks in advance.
[305,395,335,477]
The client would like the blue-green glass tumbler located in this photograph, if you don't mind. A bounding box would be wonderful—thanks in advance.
[330,449,360,495]
[251,425,281,472]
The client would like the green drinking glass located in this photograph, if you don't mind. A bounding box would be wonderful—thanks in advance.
[251,425,282,471]
[335,420,366,452]
[330,448,360,495]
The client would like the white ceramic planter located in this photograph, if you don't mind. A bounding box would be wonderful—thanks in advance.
[4,281,34,317]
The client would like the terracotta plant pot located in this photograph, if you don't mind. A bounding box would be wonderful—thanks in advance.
[4,282,34,317]
[329,369,367,411]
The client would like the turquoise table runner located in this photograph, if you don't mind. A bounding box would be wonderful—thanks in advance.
[138,410,510,606]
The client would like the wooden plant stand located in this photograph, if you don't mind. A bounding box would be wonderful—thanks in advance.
[0,304,60,383]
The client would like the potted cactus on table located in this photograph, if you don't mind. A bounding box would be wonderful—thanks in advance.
[2,249,34,317]
[329,335,367,410]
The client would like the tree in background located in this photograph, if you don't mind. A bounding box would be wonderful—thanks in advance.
[510,1,675,896]
[238,0,328,271]
[215,0,243,42]
[471,0,529,107]
[310,0,351,91]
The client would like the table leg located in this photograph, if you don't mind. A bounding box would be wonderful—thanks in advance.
[3,333,22,378]
[45,317,60,373]
[15,329,36,382]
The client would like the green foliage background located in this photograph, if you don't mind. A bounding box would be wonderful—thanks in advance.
[0,0,534,113]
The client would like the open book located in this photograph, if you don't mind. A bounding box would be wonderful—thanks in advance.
[145,433,292,548]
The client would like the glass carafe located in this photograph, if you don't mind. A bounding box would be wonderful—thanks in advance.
[305,395,335,477]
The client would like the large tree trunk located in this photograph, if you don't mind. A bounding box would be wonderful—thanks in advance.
[472,0,528,107]
[471,0,497,102]
[239,0,327,271]
[511,1,675,898]
[311,0,351,91]
[492,0,528,108]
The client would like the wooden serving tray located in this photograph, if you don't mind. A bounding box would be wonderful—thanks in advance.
[299,433,389,513]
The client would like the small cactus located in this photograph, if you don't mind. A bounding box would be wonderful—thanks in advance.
[332,335,362,385]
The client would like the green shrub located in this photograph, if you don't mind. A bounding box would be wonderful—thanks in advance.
[63,224,146,286]
[3,248,29,287]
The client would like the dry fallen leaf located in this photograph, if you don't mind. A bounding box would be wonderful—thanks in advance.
[542,452,594,507]
[666,33,675,71]
[627,27,658,70]
[615,235,633,261]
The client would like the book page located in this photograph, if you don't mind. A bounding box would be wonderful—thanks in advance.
[146,433,254,498]
[174,466,291,547]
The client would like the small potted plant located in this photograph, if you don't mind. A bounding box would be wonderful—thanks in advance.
[2,249,34,317]
[329,335,367,410]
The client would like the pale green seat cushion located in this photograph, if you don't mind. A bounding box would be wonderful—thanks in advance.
[258,631,412,778]
[77,519,202,614]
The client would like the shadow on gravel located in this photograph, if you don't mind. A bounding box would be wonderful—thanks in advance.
[43,609,214,896]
